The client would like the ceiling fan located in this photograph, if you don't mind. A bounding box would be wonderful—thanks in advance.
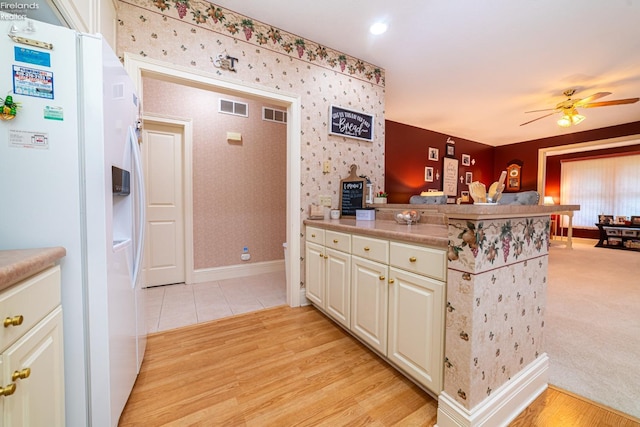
[520,89,640,127]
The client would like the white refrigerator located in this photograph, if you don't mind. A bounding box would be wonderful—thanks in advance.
[0,14,146,427]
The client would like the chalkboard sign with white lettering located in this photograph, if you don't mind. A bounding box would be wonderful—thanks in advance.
[339,164,366,217]
[329,105,374,142]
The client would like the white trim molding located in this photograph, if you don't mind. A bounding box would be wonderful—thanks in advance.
[436,354,549,427]
[194,260,285,283]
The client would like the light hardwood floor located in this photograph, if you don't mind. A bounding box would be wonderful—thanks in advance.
[120,305,640,426]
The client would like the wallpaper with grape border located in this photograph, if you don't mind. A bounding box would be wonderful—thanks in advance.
[444,216,549,409]
[116,0,386,279]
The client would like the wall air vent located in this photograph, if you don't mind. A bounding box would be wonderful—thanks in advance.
[219,99,248,117]
[262,107,287,124]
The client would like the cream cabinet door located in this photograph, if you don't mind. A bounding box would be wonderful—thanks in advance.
[2,307,65,427]
[350,256,388,355]
[324,248,351,329]
[305,242,325,307]
[388,267,444,393]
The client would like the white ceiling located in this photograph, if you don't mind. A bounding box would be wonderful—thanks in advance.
[210,0,640,146]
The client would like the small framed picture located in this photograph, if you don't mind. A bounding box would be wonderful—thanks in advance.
[631,216,640,225]
[461,190,470,202]
[462,154,471,166]
[424,166,434,182]
[428,147,439,161]
[615,216,628,224]
[598,214,614,224]
[446,143,455,158]
[465,171,473,185]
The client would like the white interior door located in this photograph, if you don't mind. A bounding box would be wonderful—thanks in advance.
[142,121,185,287]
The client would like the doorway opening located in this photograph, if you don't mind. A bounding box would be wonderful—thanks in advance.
[125,54,302,308]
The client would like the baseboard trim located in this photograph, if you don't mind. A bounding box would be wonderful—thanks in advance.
[193,260,284,283]
[436,353,549,427]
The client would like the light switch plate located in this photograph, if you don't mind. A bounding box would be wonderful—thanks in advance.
[319,195,332,207]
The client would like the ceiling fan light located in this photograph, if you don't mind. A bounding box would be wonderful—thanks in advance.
[557,115,572,127]
[571,114,585,125]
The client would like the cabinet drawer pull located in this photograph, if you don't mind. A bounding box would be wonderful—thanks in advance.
[388,278,395,284]
[0,383,16,397]
[324,255,328,259]
[12,368,31,382]
[333,239,339,244]
[319,253,324,258]
[379,276,385,281]
[3,315,24,328]
[409,257,417,263]
[364,247,370,251]
[311,233,316,238]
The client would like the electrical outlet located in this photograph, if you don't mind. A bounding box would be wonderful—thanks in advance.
[319,195,331,207]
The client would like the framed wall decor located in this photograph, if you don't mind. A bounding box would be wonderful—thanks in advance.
[425,166,434,182]
[329,105,374,142]
[442,157,458,196]
[446,142,455,158]
[631,216,640,225]
[462,154,471,166]
[465,171,473,185]
[428,147,439,161]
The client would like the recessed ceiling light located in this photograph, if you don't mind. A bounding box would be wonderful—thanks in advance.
[369,22,388,35]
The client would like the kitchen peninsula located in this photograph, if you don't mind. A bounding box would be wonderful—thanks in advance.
[303,203,579,427]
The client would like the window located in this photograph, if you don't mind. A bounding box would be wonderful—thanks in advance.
[262,107,287,124]
[561,154,640,228]
[219,99,248,117]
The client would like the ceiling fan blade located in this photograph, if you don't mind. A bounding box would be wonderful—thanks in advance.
[520,112,555,126]
[573,92,611,106]
[524,108,557,113]
[581,98,640,108]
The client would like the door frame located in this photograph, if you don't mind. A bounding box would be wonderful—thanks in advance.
[125,53,302,307]
[141,114,194,286]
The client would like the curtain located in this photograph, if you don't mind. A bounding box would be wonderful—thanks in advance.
[560,154,640,228]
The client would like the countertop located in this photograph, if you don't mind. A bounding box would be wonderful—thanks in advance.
[371,203,580,219]
[304,218,449,248]
[0,247,66,292]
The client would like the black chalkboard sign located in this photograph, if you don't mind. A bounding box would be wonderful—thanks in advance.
[329,105,374,142]
[339,164,366,217]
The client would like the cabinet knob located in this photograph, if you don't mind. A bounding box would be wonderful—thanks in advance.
[364,247,370,251]
[3,315,24,328]
[12,368,31,382]
[0,383,16,397]
[324,255,328,259]
[409,257,417,263]
[388,279,395,284]
[379,276,385,281]
[311,234,316,238]
[333,239,339,244]
[319,253,324,258]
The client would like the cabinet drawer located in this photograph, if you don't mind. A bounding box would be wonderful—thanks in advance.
[352,235,389,264]
[0,265,61,352]
[325,230,351,253]
[389,242,446,281]
[306,226,325,245]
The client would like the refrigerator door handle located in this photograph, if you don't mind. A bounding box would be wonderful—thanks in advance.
[130,126,146,287]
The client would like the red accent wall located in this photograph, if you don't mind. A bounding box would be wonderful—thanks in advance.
[385,121,494,203]
[493,122,640,193]
[385,121,640,239]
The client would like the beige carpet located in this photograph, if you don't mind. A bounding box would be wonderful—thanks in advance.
[547,238,640,419]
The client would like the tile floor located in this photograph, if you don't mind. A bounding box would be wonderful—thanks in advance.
[144,270,287,333]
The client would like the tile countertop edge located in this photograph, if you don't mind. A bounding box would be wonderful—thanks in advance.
[303,219,449,248]
[0,247,67,292]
